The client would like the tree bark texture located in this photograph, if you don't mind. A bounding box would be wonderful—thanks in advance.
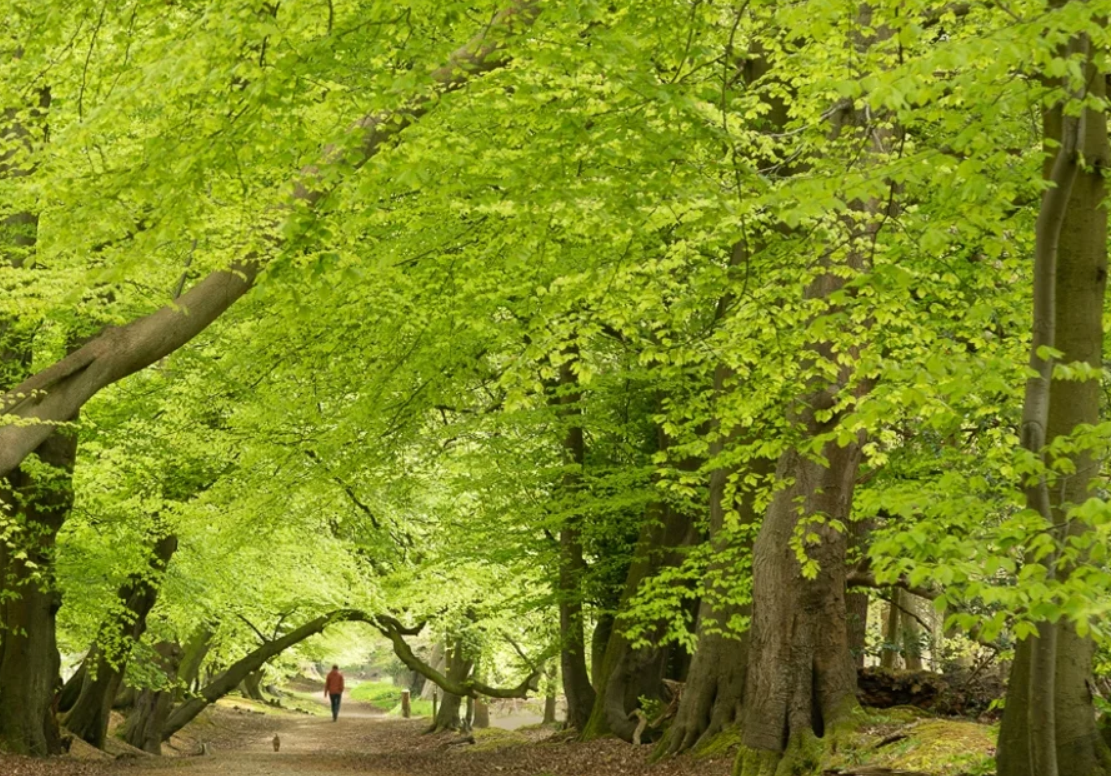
[662,367,774,755]
[65,533,179,748]
[997,30,1110,776]
[740,440,863,760]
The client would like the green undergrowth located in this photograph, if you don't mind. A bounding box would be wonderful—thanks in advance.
[818,708,996,776]
[466,727,531,753]
[349,681,432,717]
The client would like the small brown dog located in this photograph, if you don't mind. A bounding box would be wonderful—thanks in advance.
[272,734,281,752]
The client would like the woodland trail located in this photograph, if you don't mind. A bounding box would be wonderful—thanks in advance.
[118,692,395,776]
[98,688,735,776]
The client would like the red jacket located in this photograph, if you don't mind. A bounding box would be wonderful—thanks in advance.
[324,670,345,696]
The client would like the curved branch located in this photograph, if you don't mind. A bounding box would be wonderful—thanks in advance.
[377,619,539,699]
[0,0,542,479]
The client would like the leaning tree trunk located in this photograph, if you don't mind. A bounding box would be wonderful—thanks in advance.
[996,24,1111,776]
[0,2,542,482]
[428,641,474,733]
[65,533,179,748]
[122,642,184,755]
[0,429,77,756]
[172,624,214,703]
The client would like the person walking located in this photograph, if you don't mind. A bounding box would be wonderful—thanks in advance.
[324,665,345,722]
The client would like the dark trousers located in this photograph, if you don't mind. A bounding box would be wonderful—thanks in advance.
[330,693,342,720]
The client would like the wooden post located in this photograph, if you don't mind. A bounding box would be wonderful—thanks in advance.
[401,689,411,719]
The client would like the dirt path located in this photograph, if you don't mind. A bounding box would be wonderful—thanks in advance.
[63,690,732,776]
[116,692,391,776]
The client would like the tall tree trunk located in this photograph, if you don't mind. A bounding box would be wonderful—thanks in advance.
[846,518,872,670]
[555,356,596,730]
[880,598,900,670]
[0,72,61,758]
[997,25,1111,776]
[65,533,178,748]
[898,591,923,671]
[0,429,77,755]
[736,20,892,768]
[583,484,697,741]
[662,364,774,755]
[739,440,864,768]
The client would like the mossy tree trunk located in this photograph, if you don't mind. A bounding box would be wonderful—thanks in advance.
[739,441,864,767]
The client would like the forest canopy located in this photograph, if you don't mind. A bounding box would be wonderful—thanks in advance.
[1,1,1109,775]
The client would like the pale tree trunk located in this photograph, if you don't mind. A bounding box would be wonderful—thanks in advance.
[880,599,900,671]
[997,23,1111,776]
[420,643,446,700]
[65,533,178,748]
[898,590,923,671]
[845,518,872,669]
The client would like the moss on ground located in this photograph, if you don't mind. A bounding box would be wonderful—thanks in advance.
[819,710,995,776]
[692,727,744,759]
[466,727,531,753]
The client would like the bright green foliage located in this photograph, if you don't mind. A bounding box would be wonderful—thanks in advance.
[2,1,1109,766]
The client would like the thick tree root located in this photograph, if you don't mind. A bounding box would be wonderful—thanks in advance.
[734,713,865,776]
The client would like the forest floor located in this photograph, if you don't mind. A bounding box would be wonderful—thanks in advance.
[0,684,998,776]
[1,686,734,776]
